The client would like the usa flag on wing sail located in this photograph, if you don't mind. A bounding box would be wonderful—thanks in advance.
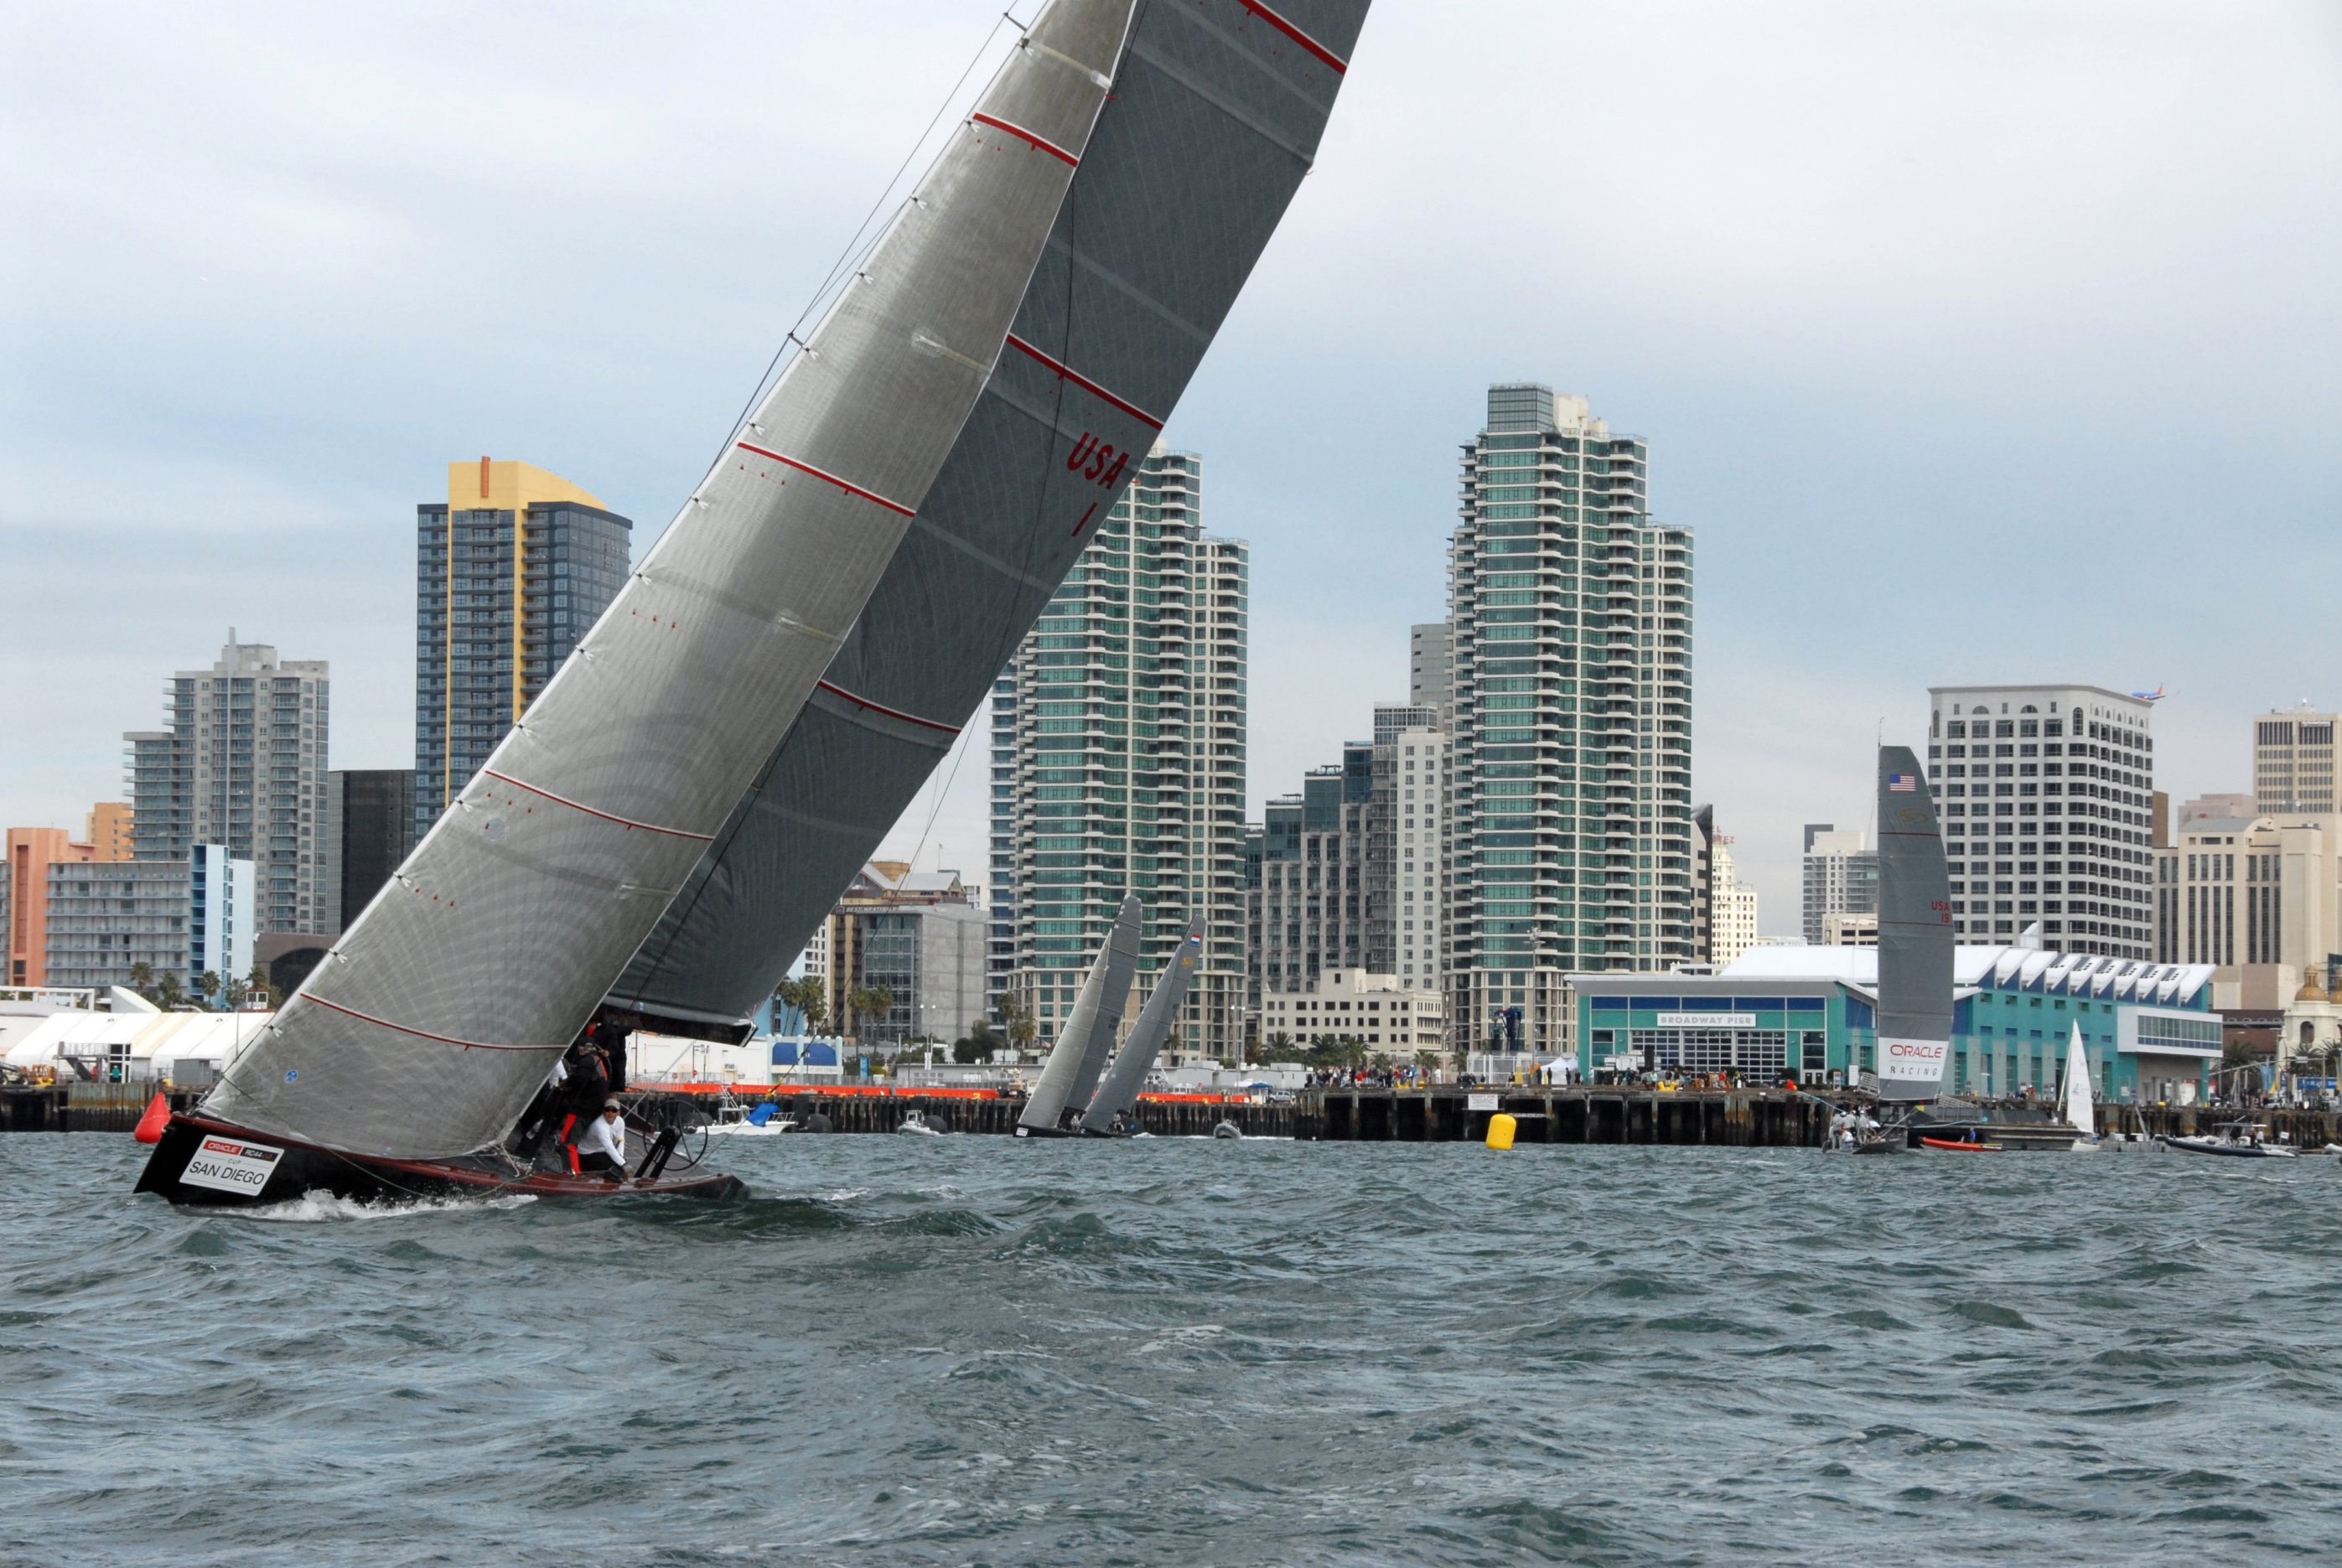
[1888,774,1916,792]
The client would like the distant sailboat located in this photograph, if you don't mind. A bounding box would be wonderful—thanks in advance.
[1081,922,1203,1136]
[1016,895,1142,1137]
[1870,744,1953,1146]
[2060,1022,2101,1151]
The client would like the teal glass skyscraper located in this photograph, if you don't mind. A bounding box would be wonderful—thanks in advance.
[988,444,1250,1061]
[1448,384,1695,1058]
[413,458,630,836]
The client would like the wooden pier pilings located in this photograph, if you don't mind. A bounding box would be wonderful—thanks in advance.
[1299,1087,1833,1146]
[0,1084,201,1133]
[16,1080,2334,1151]
[631,1086,2342,1148]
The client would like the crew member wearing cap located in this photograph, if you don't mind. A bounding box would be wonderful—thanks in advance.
[575,1098,629,1182]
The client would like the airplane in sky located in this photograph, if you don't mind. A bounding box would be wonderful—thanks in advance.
[2130,686,2166,703]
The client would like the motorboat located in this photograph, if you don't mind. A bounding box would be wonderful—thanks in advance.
[703,1101,800,1136]
[2160,1122,2299,1159]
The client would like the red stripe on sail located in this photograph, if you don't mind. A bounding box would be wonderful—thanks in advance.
[480,769,716,842]
[1004,334,1164,430]
[1237,0,1348,74]
[307,996,560,1054]
[816,681,962,736]
[970,111,1080,166]
[734,442,915,518]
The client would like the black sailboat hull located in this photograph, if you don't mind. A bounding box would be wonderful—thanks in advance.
[134,1113,745,1208]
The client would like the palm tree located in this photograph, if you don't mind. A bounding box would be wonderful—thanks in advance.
[155,971,185,1009]
[845,985,895,1043]
[127,961,154,1001]
[194,970,221,1011]
[245,964,282,1010]
[775,975,827,1033]
[997,991,1038,1053]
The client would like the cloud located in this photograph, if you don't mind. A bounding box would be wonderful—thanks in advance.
[3,0,2335,970]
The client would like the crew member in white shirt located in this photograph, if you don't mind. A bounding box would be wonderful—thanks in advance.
[576,1098,628,1182]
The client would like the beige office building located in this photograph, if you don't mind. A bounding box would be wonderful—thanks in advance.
[2153,811,2342,1011]
[2253,708,2338,817]
[1261,967,1446,1056]
[1708,840,1760,965]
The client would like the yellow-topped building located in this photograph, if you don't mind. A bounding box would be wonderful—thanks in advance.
[414,457,632,831]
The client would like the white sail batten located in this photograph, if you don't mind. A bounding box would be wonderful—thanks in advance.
[205,0,1139,1160]
[1083,923,1203,1130]
[1875,744,1954,1101]
[1018,893,1142,1133]
[610,0,1374,1030]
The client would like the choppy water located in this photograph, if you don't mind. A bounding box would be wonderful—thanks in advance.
[5,1135,2341,1566]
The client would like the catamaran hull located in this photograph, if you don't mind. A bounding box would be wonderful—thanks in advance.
[133,1114,745,1208]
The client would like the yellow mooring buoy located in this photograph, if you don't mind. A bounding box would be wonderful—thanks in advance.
[1485,1112,1517,1150]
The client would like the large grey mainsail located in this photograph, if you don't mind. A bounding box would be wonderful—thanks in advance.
[1082,921,1202,1132]
[203,0,1137,1160]
[1875,745,1953,1100]
[610,0,1373,1031]
[1018,893,1141,1133]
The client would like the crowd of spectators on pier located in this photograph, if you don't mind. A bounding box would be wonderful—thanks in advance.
[1303,1064,1431,1090]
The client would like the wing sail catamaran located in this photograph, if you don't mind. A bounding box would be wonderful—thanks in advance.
[138,0,1371,1207]
[1868,744,1954,1147]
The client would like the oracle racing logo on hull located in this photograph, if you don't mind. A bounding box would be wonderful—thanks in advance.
[1878,1036,1950,1084]
[179,1135,287,1197]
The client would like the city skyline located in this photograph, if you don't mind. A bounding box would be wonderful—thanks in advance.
[3,1,2334,937]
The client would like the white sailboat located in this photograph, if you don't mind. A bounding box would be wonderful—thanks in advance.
[2060,1022,2101,1151]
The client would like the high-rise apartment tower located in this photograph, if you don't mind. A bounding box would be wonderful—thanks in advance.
[1800,825,1878,944]
[989,445,1249,1060]
[1448,383,1694,1057]
[415,459,631,834]
[126,636,329,934]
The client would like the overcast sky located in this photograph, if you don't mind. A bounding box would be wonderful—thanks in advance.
[4,1,2337,928]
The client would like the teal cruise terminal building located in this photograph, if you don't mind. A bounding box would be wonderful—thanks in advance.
[1572,944,2219,1102]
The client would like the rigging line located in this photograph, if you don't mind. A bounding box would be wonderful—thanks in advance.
[902,0,1147,903]
[695,9,1019,491]
[618,8,1022,995]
